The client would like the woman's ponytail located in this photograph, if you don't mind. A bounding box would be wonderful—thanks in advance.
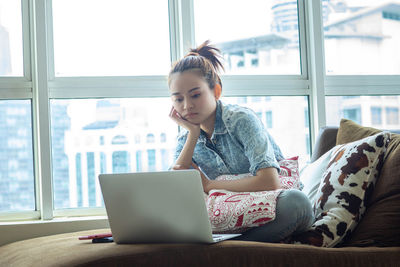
[169,40,224,91]
[187,40,224,74]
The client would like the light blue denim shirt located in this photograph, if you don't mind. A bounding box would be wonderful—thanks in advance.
[173,100,284,180]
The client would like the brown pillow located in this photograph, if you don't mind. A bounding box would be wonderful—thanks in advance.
[336,119,400,247]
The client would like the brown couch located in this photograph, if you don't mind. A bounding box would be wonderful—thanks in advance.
[1,119,399,267]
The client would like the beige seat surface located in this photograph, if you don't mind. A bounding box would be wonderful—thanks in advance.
[1,228,400,267]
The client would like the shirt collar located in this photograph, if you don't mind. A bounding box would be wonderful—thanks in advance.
[214,100,226,135]
[198,100,227,142]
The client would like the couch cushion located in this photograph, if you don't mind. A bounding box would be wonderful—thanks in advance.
[289,132,390,247]
[311,127,339,162]
[207,157,300,233]
[1,229,400,267]
[335,119,400,247]
[301,147,335,204]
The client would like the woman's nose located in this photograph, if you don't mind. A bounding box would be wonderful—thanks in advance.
[184,98,193,110]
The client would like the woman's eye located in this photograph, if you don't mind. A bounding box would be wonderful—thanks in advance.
[175,98,183,103]
[192,94,201,98]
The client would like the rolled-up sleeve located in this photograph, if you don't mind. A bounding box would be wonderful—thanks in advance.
[232,111,280,175]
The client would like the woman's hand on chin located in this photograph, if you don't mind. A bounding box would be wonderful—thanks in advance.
[169,107,200,137]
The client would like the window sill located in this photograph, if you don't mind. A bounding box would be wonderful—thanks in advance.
[0,216,109,247]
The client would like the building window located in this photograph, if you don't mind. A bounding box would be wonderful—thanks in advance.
[134,135,140,144]
[87,152,96,207]
[324,3,400,75]
[111,135,128,145]
[160,133,167,143]
[371,107,382,125]
[146,133,155,143]
[0,100,35,212]
[100,152,106,174]
[0,0,23,76]
[343,107,361,124]
[4,0,400,224]
[136,151,142,172]
[112,151,130,173]
[161,149,169,170]
[237,97,247,104]
[52,0,170,76]
[383,11,400,21]
[386,107,399,125]
[265,111,273,129]
[147,149,156,171]
[75,153,83,208]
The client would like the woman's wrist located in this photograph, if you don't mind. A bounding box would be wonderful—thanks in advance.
[200,172,212,193]
[188,128,200,140]
[204,179,212,193]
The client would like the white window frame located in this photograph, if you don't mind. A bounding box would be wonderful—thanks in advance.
[0,0,400,224]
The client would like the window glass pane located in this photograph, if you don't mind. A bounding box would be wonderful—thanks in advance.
[194,0,301,75]
[386,107,399,125]
[52,0,170,76]
[50,98,178,209]
[326,95,400,129]
[323,1,400,75]
[371,107,382,125]
[222,96,310,167]
[0,0,23,76]
[0,100,35,212]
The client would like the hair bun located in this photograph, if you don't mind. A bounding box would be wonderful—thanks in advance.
[186,51,200,57]
[169,40,224,91]
[186,40,224,73]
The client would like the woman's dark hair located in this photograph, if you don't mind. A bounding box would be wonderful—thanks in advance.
[168,40,224,90]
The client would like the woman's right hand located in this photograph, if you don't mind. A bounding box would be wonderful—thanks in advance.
[169,107,200,136]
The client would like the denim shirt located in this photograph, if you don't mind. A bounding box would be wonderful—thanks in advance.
[173,100,284,180]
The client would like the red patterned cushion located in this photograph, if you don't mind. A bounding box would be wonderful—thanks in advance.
[207,189,283,233]
[278,156,302,190]
[206,157,300,233]
[215,157,301,189]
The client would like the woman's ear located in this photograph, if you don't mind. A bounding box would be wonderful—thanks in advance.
[214,84,222,100]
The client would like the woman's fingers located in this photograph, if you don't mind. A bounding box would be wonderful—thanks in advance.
[169,107,201,134]
[172,164,185,170]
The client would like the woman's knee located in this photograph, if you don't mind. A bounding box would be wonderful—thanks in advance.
[277,189,313,217]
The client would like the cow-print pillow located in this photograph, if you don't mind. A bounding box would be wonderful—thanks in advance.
[287,132,390,247]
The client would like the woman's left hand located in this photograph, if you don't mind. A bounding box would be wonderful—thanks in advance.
[190,162,211,193]
[172,162,211,193]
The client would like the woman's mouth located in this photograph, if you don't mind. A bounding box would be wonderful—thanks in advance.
[185,113,198,119]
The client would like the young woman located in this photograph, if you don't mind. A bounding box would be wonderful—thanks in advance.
[168,40,314,243]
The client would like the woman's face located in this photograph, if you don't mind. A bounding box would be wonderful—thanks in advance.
[169,71,217,125]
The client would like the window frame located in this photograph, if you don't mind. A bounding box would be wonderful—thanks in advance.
[1,0,400,223]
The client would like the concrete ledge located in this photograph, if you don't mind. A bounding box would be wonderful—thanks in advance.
[0,216,109,246]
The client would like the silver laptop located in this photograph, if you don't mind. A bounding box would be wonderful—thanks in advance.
[98,169,241,244]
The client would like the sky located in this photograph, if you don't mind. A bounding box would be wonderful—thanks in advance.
[1,0,400,76]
